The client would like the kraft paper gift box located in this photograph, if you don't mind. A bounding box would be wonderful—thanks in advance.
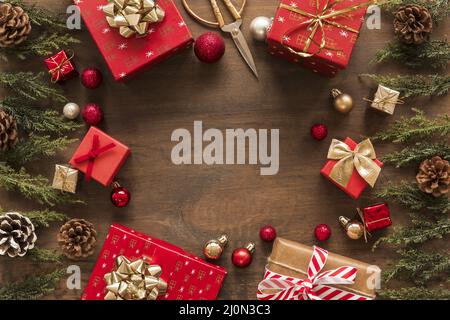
[369,85,402,115]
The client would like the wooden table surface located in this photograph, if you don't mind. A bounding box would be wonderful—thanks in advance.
[0,0,449,300]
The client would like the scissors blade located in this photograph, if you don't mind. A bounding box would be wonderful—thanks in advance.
[223,22,259,78]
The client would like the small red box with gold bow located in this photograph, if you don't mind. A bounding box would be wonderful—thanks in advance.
[82,224,227,300]
[44,50,78,83]
[320,137,383,199]
[362,203,392,232]
[69,127,130,187]
[267,0,370,77]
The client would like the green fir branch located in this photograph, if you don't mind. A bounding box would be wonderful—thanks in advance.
[360,74,450,97]
[0,72,67,102]
[22,209,67,228]
[6,0,67,29]
[378,0,450,22]
[381,142,450,168]
[27,247,63,263]
[371,40,450,69]
[0,268,65,300]
[378,287,450,300]
[372,108,450,143]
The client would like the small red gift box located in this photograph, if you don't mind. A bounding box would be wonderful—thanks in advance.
[321,137,383,199]
[362,203,392,232]
[267,0,369,77]
[69,127,130,187]
[82,224,227,300]
[74,0,193,81]
[44,50,78,83]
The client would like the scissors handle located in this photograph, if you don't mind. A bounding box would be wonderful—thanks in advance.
[210,0,225,28]
[223,0,241,20]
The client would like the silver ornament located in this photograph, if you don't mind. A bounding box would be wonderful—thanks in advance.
[250,16,272,42]
[63,102,80,120]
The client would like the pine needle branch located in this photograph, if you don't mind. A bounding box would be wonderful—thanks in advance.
[371,39,450,69]
[0,72,67,102]
[372,108,450,143]
[27,247,63,263]
[360,74,450,97]
[22,209,67,228]
[0,162,81,206]
[378,0,450,22]
[378,287,450,300]
[0,268,65,300]
[381,142,450,168]
[6,0,67,29]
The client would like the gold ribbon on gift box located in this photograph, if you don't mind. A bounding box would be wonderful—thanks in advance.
[103,0,165,38]
[279,0,376,58]
[327,138,381,188]
[104,256,167,300]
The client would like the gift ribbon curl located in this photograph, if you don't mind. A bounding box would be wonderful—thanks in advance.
[103,0,165,38]
[327,138,381,188]
[104,256,167,300]
[257,246,370,300]
[280,0,374,58]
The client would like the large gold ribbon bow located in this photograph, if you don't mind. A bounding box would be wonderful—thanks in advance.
[104,256,167,300]
[327,139,380,188]
[103,0,165,38]
[280,0,374,58]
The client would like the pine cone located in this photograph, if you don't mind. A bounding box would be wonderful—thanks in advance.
[0,3,32,48]
[0,110,18,151]
[416,156,450,197]
[0,212,37,258]
[393,5,432,45]
[57,219,97,260]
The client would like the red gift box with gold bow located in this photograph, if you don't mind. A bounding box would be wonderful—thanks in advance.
[44,50,78,83]
[267,0,371,77]
[82,224,227,300]
[69,127,130,186]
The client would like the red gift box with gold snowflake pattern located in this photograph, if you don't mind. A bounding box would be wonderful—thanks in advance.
[267,0,370,77]
[82,224,227,300]
[74,0,193,81]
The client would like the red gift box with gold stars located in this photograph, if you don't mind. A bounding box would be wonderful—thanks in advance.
[82,224,227,300]
[267,0,369,77]
[74,0,193,81]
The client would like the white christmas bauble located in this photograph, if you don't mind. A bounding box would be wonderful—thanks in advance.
[63,102,80,120]
[250,16,272,42]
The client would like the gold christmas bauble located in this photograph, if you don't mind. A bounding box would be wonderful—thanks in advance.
[203,234,228,260]
[331,89,353,114]
[339,216,364,240]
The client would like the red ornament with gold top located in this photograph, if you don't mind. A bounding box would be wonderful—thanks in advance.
[74,0,193,81]
[267,0,371,77]
[82,224,227,300]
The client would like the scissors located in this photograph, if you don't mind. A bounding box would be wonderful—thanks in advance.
[182,0,258,78]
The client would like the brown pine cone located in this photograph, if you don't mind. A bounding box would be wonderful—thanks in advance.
[0,212,37,258]
[0,3,32,48]
[57,219,97,260]
[393,4,432,45]
[0,110,18,151]
[416,156,450,198]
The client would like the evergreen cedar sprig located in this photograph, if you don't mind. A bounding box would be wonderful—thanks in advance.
[372,108,450,143]
[0,268,65,300]
[22,209,68,228]
[378,287,450,300]
[360,74,450,97]
[371,39,450,69]
[28,247,63,263]
[0,33,80,62]
[378,0,450,22]
[382,142,450,168]
[0,163,81,206]
[383,249,450,285]
[376,181,450,214]
[0,72,67,102]
[7,0,67,29]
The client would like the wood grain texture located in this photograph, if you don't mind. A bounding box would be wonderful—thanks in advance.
[0,0,449,300]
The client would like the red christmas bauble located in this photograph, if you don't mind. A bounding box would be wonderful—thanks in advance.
[259,225,277,242]
[82,103,103,126]
[314,224,332,241]
[194,32,225,63]
[232,248,253,268]
[310,123,328,141]
[81,67,103,89]
[111,186,131,207]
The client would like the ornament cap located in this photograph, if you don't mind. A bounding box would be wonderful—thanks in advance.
[245,242,256,254]
[338,216,351,228]
[331,88,343,98]
[217,234,228,246]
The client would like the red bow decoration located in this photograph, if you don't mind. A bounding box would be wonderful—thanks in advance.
[74,134,116,182]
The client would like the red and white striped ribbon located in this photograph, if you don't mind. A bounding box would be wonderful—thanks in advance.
[257,246,371,300]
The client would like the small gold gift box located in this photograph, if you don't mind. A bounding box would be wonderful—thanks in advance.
[52,165,78,193]
[369,85,402,115]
